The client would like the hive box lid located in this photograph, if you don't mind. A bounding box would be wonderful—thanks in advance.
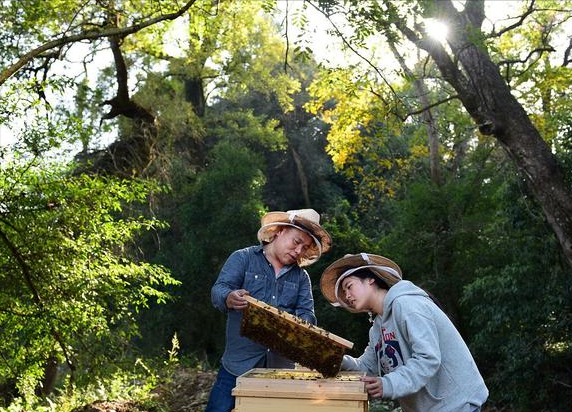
[240,295,353,377]
[232,368,367,401]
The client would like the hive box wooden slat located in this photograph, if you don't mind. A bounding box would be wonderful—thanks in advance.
[232,368,368,412]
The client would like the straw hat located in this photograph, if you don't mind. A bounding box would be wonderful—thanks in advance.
[320,253,402,308]
[257,209,331,267]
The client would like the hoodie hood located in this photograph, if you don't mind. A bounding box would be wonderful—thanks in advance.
[382,280,430,322]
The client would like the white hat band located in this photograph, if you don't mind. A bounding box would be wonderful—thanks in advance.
[332,265,401,308]
[257,222,322,258]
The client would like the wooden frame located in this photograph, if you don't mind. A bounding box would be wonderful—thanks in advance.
[240,295,353,377]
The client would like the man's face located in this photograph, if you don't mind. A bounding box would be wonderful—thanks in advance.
[273,227,314,265]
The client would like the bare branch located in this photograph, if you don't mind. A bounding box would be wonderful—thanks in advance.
[498,46,556,66]
[490,0,536,37]
[0,0,198,87]
[404,95,460,120]
[307,1,401,100]
[398,21,472,97]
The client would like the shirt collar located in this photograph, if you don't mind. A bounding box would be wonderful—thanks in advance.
[257,244,296,275]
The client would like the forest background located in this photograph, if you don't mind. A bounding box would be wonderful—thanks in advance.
[1,0,571,411]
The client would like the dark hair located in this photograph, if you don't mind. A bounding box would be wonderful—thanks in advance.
[347,268,446,312]
[349,268,390,290]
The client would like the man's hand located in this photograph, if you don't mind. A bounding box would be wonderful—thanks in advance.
[225,289,250,310]
[361,376,383,398]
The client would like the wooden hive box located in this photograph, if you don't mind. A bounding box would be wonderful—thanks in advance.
[240,295,353,377]
[232,368,368,412]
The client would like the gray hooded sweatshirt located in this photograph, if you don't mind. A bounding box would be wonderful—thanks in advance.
[341,280,488,412]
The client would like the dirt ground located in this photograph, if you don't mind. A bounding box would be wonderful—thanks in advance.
[152,368,216,412]
[72,368,217,412]
[73,400,146,412]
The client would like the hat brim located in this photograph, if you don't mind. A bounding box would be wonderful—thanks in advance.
[257,212,332,267]
[320,254,402,306]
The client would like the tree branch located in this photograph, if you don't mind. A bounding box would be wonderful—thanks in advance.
[0,0,198,87]
[99,17,154,125]
[490,0,536,37]
[404,95,460,120]
[0,227,77,378]
[464,0,485,29]
[498,46,556,66]
[307,1,401,100]
[397,20,473,100]
[563,37,572,66]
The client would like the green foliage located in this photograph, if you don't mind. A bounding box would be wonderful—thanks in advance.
[204,109,286,152]
[0,160,178,401]
[459,169,572,411]
[369,146,572,410]
[3,2,572,411]
[0,360,161,412]
[0,76,82,156]
[463,265,572,411]
[183,140,267,256]
[137,140,267,361]
[310,201,379,354]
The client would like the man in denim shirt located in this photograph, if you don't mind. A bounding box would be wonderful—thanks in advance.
[205,209,332,412]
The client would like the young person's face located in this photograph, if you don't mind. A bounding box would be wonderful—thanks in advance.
[272,227,313,265]
[340,275,373,311]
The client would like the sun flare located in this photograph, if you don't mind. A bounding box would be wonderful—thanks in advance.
[424,18,449,41]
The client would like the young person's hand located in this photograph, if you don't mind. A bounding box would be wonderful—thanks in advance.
[225,289,250,310]
[361,376,383,398]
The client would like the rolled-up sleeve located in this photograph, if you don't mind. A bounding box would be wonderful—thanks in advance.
[294,270,317,325]
[211,250,247,312]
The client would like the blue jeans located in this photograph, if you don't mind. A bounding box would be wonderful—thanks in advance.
[204,366,237,412]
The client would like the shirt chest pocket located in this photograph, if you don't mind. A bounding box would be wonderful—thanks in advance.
[243,271,266,299]
[279,280,299,308]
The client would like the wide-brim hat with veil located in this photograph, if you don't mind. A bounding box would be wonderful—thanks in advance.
[257,209,331,267]
[320,253,402,312]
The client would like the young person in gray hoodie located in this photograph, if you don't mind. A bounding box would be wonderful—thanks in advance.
[320,253,488,412]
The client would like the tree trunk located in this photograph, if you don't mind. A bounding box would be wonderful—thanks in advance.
[185,77,206,117]
[397,0,572,267]
[291,146,311,207]
[76,34,157,177]
[388,41,441,184]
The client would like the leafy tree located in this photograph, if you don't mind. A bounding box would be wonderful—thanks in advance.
[312,0,572,268]
[461,163,572,411]
[0,160,177,402]
[136,139,267,361]
[303,4,572,408]
[0,0,197,87]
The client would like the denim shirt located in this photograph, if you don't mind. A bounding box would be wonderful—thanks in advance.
[211,245,317,376]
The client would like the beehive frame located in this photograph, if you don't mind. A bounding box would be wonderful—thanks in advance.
[239,295,353,377]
